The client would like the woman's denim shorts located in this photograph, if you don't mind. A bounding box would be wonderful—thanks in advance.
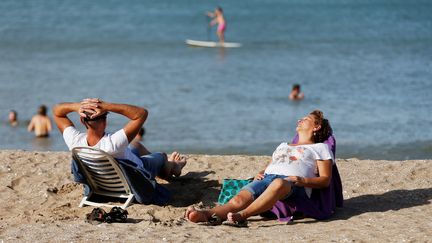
[241,174,306,200]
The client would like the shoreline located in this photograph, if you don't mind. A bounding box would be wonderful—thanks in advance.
[0,150,431,242]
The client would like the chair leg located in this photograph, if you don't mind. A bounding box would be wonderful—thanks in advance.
[79,196,89,208]
[122,194,135,209]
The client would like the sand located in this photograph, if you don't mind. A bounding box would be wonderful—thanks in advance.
[0,150,431,242]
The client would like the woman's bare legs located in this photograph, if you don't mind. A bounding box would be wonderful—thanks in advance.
[227,178,292,222]
[217,30,225,43]
[185,190,254,223]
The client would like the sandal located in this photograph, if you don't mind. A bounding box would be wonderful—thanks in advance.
[85,207,128,224]
[85,207,108,225]
[197,214,222,226]
[207,214,223,226]
[106,207,128,223]
[222,220,248,228]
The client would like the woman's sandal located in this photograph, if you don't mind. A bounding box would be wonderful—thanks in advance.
[222,220,248,228]
[198,213,222,226]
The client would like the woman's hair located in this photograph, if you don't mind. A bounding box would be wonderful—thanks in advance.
[310,110,332,143]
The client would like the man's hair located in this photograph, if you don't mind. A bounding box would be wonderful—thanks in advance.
[293,84,301,91]
[310,110,332,143]
[217,6,223,13]
[81,111,108,129]
[38,105,47,116]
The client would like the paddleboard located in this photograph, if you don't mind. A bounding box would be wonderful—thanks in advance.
[186,39,242,48]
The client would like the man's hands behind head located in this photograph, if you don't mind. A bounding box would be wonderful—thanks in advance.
[79,98,107,119]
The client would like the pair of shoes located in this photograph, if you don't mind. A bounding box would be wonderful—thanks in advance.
[85,207,128,224]
[222,220,248,228]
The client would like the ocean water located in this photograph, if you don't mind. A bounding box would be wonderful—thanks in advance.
[0,0,431,160]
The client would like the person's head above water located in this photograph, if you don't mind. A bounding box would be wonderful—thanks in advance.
[289,83,304,100]
[9,110,17,120]
[38,105,48,116]
[8,110,18,125]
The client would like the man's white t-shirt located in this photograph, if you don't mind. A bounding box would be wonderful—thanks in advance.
[63,126,144,169]
[264,142,334,197]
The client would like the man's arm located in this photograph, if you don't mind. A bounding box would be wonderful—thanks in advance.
[82,99,148,143]
[27,117,35,132]
[52,102,80,134]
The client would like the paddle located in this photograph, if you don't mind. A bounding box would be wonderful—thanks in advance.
[206,15,211,41]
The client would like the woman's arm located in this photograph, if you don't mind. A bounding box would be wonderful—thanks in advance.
[287,159,333,188]
[210,19,218,26]
[27,117,35,132]
[254,159,272,180]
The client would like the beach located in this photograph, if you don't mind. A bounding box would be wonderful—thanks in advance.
[0,150,430,242]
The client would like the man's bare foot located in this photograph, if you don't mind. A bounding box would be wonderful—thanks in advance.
[169,151,180,161]
[169,151,187,177]
[185,206,209,223]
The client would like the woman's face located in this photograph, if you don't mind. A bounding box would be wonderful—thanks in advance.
[296,115,316,132]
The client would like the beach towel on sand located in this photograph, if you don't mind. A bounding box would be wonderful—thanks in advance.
[218,179,253,205]
[71,158,170,206]
[261,134,343,222]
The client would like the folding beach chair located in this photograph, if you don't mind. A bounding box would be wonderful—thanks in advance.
[72,147,135,209]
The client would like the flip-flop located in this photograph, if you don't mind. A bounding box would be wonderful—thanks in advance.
[207,214,223,226]
[105,206,128,223]
[196,213,222,226]
[85,207,108,225]
[222,220,248,228]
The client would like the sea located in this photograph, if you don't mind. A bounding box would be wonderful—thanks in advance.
[0,0,431,160]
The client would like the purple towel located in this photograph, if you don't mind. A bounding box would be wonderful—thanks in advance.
[266,134,343,222]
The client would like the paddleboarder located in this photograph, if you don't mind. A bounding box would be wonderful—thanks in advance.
[207,6,226,43]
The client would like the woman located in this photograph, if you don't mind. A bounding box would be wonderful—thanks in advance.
[185,110,334,225]
[207,6,226,43]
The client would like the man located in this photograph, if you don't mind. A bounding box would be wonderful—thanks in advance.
[52,98,186,181]
[289,84,305,101]
[28,105,52,137]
